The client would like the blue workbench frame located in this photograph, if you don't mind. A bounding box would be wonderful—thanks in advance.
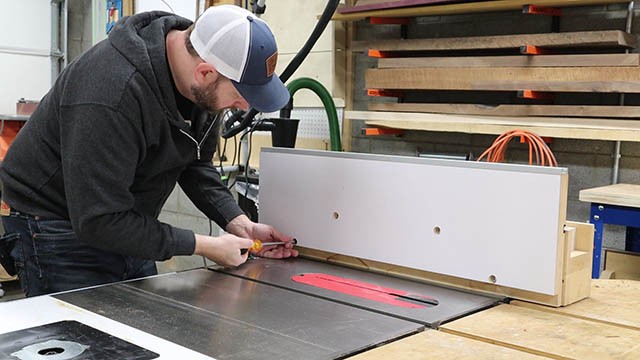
[590,203,640,278]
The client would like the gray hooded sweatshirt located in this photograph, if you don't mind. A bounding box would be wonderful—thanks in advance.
[0,11,244,260]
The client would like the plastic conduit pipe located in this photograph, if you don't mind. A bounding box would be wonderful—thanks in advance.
[283,77,342,151]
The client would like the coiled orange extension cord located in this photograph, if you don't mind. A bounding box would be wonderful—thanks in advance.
[477,129,558,167]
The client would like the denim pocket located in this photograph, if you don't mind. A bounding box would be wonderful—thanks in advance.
[32,219,78,256]
[0,232,20,276]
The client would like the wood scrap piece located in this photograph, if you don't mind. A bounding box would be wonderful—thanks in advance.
[368,103,640,118]
[333,0,630,21]
[353,30,636,51]
[603,250,640,281]
[366,67,640,93]
[338,0,464,14]
[347,110,640,141]
[377,54,640,68]
[579,183,640,208]
[512,279,640,331]
[349,330,549,359]
[441,304,640,359]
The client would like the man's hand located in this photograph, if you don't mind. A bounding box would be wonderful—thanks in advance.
[193,233,254,267]
[226,215,299,258]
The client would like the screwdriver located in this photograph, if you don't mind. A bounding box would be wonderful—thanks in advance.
[241,238,297,255]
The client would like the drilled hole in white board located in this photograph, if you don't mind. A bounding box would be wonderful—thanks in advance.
[489,275,497,283]
[433,226,441,235]
[333,212,339,220]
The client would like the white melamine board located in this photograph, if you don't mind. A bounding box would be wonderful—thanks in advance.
[259,148,568,295]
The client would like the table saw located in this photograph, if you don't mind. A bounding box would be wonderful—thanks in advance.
[0,148,595,359]
[0,258,500,359]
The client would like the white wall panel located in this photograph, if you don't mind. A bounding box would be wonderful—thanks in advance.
[0,0,53,114]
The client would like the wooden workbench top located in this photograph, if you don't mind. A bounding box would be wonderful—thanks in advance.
[579,183,640,208]
[349,330,549,359]
[353,279,640,359]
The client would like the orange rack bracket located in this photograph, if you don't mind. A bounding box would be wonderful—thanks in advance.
[522,4,562,16]
[367,89,405,98]
[520,45,552,55]
[362,127,404,136]
[518,90,554,101]
[368,49,395,58]
[369,17,410,25]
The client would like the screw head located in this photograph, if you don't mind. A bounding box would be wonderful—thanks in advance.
[598,205,604,211]
[594,215,600,221]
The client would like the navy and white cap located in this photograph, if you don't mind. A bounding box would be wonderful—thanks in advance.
[190,5,289,112]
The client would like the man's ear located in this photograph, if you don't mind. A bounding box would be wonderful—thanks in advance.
[194,62,219,86]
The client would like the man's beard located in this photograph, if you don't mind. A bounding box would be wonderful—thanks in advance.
[191,77,222,112]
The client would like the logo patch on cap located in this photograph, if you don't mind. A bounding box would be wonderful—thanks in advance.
[266,52,277,78]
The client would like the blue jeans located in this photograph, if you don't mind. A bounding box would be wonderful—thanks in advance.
[1,210,157,297]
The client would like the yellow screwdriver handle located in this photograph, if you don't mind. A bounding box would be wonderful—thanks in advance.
[250,239,262,252]
[240,239,262,255]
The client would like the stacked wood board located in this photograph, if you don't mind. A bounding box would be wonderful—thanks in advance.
[365,31,638,93]
[356,27,640,141]
[334,0,630,21]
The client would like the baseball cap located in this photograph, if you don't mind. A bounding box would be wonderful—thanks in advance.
[190,5,290,113]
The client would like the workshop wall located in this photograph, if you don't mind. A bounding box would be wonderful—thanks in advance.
[350,3,639,250]
[67,0,93,63]
[0,1,55,114]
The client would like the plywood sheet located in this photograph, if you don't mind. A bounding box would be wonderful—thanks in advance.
[368,103,640,118]
[377,54,640,68]
[276,52,342,107]
[579,184,640,208]
[354,30,636,51]
[366,66,640,93]
[442,304,640,359]
[262,0,334,54]
[349,330,549,359]
[512,279,640,331]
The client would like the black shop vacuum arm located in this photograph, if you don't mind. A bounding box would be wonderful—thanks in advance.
[221,0,340,139]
